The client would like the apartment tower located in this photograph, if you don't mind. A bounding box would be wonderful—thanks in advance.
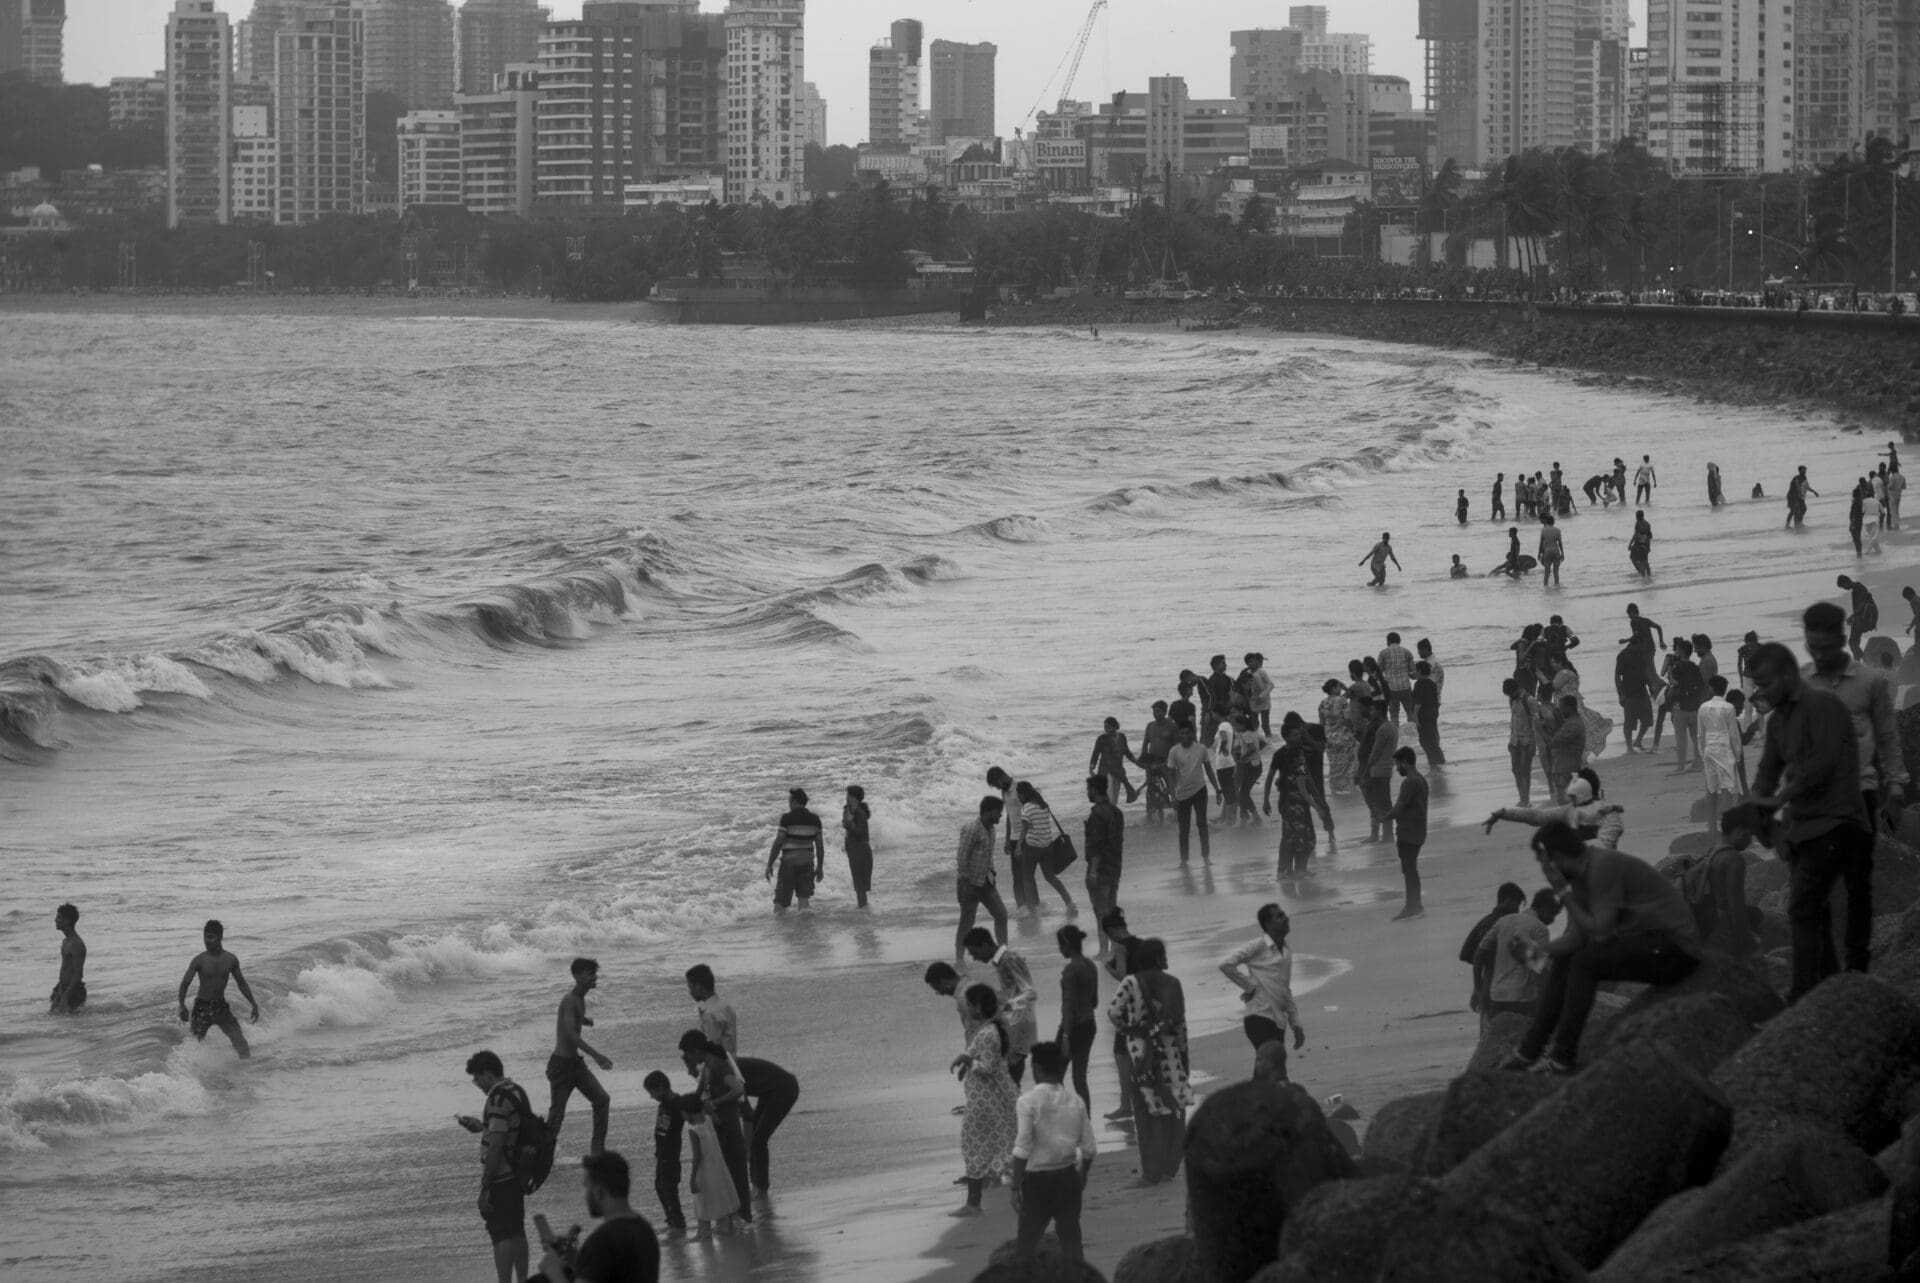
[275,2,365,222]
[361,0,456,109]
[928,38,995,142]
[868,18,922,146]
[724,0,805,204]
[165,0,233,228]
[456,0,543,94]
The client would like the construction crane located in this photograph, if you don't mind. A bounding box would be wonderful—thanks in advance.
[1020,0,1108,131]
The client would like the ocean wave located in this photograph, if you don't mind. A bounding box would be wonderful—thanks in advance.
[955,514,1052,543]
[0,1065,212,1153]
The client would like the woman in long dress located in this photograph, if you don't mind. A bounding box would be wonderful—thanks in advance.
[1317,679,1355,796]
[948,984,1017,1216]
[1107,937,1192,1185]
[1265,713,1334,878]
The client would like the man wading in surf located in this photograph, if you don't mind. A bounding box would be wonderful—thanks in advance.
[1358,532,1402,587]
[177,919,260,1057]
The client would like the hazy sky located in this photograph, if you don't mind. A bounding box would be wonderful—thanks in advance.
[67,1,1644,145]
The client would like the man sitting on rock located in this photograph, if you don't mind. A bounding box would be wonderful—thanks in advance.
[1501,821,1702,1076]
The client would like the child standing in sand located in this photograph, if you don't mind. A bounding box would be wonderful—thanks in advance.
[680,1094,740,1238]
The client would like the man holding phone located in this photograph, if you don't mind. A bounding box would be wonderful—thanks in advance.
[533,1152,660,1283]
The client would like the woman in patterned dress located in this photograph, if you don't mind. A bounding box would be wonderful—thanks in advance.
[1265,713,1334,877]
[1317,679,1355,796]
[1106,937,1192,1184]
[947,983,1017,1216]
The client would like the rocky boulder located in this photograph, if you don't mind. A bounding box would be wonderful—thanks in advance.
[1359,1090,1445,1173]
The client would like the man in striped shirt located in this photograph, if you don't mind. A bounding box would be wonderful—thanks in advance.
[765,788,825,913]
[1378,632,1415,722]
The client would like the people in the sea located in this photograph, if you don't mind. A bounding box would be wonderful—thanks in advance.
[1491,472,1507,520]
[1537,512,1565,587]
[1359,531,1402,587]
[1629,510,1653,577]
[842,785,874,908]
[1088,717,1141,807]
[50,902,86,1014]
[765,787,825,912]
[1502,526,1523,577]
[1450,555,1469,578]
[1456,489,1469,524]
[549,957,614,1156]
[176,918,260,1058]
[1165,721,1221,864]
[1634,454,1657,504]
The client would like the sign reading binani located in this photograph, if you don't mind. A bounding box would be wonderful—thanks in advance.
[1036,139,1088,168]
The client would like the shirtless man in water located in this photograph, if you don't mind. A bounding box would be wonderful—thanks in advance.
[50,902,87,1013]
[177,919,260,1057]
[548,957,613,1155]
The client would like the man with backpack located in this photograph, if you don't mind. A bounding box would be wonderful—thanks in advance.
[1666,804,1759,958]
[461,1049,548,1283]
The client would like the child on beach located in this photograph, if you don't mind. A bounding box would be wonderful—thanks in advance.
[643,1072,686,1236]
[679,1093,740,1239]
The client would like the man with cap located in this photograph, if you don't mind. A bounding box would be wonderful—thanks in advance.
[1484,774,1626,849]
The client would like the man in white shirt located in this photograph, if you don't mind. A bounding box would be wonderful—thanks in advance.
[1218,904,1307,1079]
[685,964,738,1054]
[1010,1040,1097,1263]
[1695,677,1747,830]
[1165,722,1222,864]
[1474,888,1562,1017]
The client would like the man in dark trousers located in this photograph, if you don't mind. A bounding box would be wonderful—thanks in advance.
[641,1072,685,1236]
[1749,641,1874,999]
[737,1056,800,1195]
[1388,747,1429,920]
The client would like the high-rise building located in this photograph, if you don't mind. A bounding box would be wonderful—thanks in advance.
[239,0,298,87]
[1627,46,1649,139]
[362,0,456,109]
[231,102,276,220]
[1646,0,1790,173]
[868,18,922,146]
[724,0,805,205]
[456,0,543,95]
[1794,0,1901,167]
[928,38,994,141]
[1287,5,1371,76]
[535,1,727,209]
[111,75,169,129]
[458,61,539,213]
[1479,0,1580,161]
[1572,0,1631,154]
[801,80,828,147]
[398,109,463,206]
[275,2,364,222]
[165,0,232,228]
[1231,28,1306,101]
[3,0,65,82]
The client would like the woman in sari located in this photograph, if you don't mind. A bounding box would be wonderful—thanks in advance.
[1107,937,1192,1184]
[1265,713,1334,878]
[947,983,1017,1216]
[1546,652,1613,760]
[1317,679,1355,796]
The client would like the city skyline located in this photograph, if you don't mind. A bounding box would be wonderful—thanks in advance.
[61,0,1659,149]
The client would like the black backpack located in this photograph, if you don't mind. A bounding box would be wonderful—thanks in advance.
[489,1080,558,1195]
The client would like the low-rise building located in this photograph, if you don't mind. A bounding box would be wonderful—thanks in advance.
[110,75,167,129]
[1280,160,1369,240]
[622,174,725,208]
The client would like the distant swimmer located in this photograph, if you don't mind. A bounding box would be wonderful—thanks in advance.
[548,956,614,1155]
[1752,482,1766,499]
[1707,461,1725,507]
[1358,532,1402,587]
[1786,466,1817,527]
[49,902,86,1014]
[1537,513,1565,587]
[1611,457,1627,502]
[1634,455,1657,504]
[1491,472,1507,521]
[1582,474,1607,506]
[177,918,260,1057]
[1450,555,1469,579]
[1456,490,1469,525]
[1501,526,1523,577]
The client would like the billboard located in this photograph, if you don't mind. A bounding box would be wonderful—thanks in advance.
[1036,139,1087,169]
[1369,155,1424,209]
